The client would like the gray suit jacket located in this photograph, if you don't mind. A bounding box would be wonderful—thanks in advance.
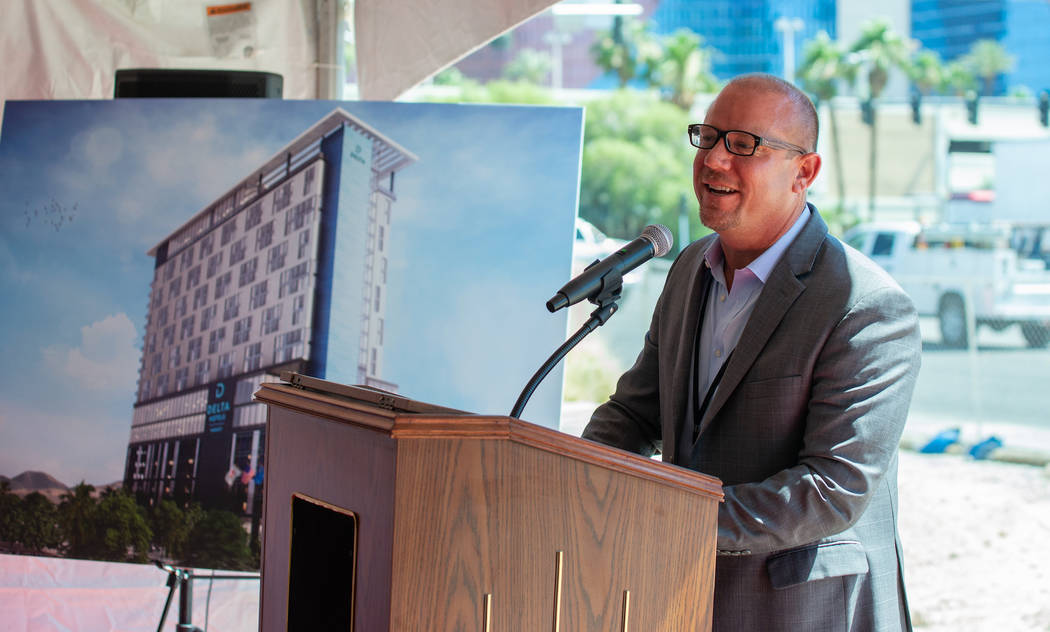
[583,208,921,631]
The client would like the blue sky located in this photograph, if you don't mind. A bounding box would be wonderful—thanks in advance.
[0,99,583,486]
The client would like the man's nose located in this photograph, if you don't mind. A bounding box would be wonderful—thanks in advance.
[701,141,733,169]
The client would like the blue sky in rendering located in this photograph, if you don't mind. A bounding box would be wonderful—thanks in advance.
[0,99,583,486]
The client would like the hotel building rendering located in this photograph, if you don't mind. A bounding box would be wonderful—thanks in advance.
[123,109,416,525]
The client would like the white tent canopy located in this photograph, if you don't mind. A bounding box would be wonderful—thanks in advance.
[2,0,559,108]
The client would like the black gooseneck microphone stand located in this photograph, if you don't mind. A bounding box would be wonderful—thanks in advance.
[509,266,624,419]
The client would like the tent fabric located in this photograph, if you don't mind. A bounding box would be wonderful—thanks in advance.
[0,553,259,632]
[2,0,317,109]
[354,0,560,100]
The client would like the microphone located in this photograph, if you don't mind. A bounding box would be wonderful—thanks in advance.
[546,224,673,312]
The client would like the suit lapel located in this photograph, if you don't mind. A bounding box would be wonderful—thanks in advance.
[697,208,828,435]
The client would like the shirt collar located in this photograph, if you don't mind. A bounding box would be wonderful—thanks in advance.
[703,205,811,283]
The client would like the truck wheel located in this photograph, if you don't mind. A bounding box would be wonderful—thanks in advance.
[938,295,968,348]
[1021,323,1050,348]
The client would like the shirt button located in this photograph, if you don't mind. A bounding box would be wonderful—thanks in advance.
[715,349,722,358]
[720,294,726,302]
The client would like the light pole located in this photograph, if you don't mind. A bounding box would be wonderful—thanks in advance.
[774,17,804,83]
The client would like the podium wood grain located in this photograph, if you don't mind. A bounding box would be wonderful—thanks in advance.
[255,382,722,631]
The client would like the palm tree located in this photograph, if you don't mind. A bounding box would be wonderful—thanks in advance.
[940,59,978,96]
[650,28,719,111]
[907,49,944,96]
[797,31,854,218]
[849,19,914,219]
[590,20,661,88]
[963,39,1014,96]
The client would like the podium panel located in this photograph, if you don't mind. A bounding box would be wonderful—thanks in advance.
[255,378,722,631]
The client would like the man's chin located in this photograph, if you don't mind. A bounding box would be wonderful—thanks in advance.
[699,206,738,233]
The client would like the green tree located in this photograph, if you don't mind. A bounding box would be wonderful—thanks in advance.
[503,48,552,85]
[649,28,719,111]
[963,39,1015,96]
[150,498,193,561]
[0,481,24,545]
[93,489,152,562]
[591,20,661,88]
[940,59,978,96]
[849,19,914,219]
[797,30,855,218]
[18,492,61,552]
[907,49,945,96]
[58,482,97,557]
[579,91,697,240]
[182,509,253,571]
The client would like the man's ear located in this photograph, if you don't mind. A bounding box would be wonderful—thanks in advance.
[793,152,822,193]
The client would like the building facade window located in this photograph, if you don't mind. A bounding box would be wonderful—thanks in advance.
[243,342,262,372]
[208,327,225,354]
[273,182,293,213]
[207,251,223,279]
[233,316,253,346]
[229,238,247,266]
[291,294,306,326]
[274,329,303,363]
[262,304,281,334]
[214,271,232,300]
[245,202,263,230]
[174,295,188,320]
[196,359,210,385]
[169,345,181,369]
[187,337,202,363]
[221,219,237,246]
[255,221,274,251]
[250,280,268,310]
[162,325,175,347]
[267,241,287,273]
[175,367,189,391]
[180,315,195,341]
[193,286,208,310]
[239,257,257,288]
[279,262,310,298]
[223,294,240,322]
[217,352,234,379]
[199,233,214,258]
[200,305,217,333]
[186,265,201,290]
[297,229,311,259]
[168,277,182,300]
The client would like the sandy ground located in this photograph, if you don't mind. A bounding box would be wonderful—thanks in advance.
[898,451,1050,631]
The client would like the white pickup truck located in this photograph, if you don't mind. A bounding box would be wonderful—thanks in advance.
[844,221,1050,348]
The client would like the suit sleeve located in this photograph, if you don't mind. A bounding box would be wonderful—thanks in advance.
[716,284,921,554]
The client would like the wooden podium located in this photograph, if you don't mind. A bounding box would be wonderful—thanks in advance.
[254,375,723,631]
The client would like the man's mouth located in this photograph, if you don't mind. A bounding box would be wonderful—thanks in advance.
[705,183,738,196]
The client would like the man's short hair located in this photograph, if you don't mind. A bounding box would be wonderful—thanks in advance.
[723,73,819,153]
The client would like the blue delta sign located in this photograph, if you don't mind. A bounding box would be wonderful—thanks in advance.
[206,380,233,433]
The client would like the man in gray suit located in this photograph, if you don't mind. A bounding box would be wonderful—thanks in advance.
[582,74,921,631]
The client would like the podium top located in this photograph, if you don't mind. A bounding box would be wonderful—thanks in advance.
[277,371,467,415]
[256,373,723,502]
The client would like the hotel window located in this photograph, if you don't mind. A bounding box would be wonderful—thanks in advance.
[303,165,315,195]
[217,352,234,379]
[249,280,268,310]
[196,359,211,385]
[214,271,232,300]
[174,295,188,320]
[186,265,201,290]
[207,251,223,279]
[274,329,303,363]
[187,337,202,363]
[180,315,195,341]
[156,305,169,327]
[285,198,313,234]
[162,325,175,347]
[244,202,263,230]
[273,182,293,213]
[378,226,385,252]
[291,294,306,326]
[200,305,217,333]
[148,334,156,355]
[208,327,226,354]
[374,286,381,312]
[256,221,274,250]
[229,238,247,266]
[381,257,387,283]
[378,318,384,345]
[175,367,189,391]
[168,277,182,299]
[239,257,258,288]
[155,374,168,398]
[224,294,240,322]
[169,345,181,369]
[371,349,377,376]
[243,342,262,372]
[297,229,311,259]
[279,262,310,298]
[262,304,281,334]
[164,262,175,282]
[180,246,194,270]
[267,241,288,273]
[221,218,237,246]
[193,286,208,310]
[199,233,214,258]
[151,353,163,375]
[233,316,253,346]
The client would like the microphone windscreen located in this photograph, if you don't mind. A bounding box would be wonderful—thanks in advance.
[641,224,674,257]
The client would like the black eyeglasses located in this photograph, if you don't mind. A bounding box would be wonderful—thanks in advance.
[687,123,808,156]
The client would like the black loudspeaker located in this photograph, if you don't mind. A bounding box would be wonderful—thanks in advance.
[114,68,283,98]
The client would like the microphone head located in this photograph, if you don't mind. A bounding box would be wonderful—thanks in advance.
[641,224,673,257]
